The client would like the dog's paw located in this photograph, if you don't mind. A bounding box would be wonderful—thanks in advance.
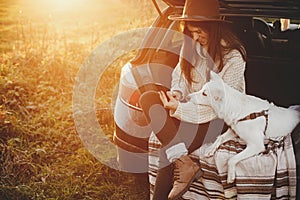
[227,163,236,183]
[227,169,236,183]
[204,145,218,157]
[204,137,223,157]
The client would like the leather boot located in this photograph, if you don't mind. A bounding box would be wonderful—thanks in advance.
[168,155,202,200]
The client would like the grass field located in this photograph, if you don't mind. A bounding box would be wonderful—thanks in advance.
[0,0,160,199]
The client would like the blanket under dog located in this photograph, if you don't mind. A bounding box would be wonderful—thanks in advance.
[149,133,296,199]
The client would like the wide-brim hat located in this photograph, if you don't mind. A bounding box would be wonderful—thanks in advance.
[168,0,230,23]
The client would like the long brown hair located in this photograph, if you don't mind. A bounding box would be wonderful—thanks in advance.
[180,21,246,84]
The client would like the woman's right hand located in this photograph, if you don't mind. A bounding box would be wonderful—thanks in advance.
[170,90,182,101]
[158,91,179,111]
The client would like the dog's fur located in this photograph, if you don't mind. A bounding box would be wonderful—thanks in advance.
[188,71,300,183]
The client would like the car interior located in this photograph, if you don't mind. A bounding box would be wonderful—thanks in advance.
[133,14,300,107]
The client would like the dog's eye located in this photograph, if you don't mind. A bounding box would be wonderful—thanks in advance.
[202,91,207,96]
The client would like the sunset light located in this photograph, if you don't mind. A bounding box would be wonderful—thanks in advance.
[48,0,85,10]
[17,0,121,18]
[1,0,156,198]
[29,0,94,13]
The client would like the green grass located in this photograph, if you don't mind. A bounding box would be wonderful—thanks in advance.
[0,0,159,199]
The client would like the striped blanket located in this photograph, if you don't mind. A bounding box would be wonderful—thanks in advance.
[149,134,297,199]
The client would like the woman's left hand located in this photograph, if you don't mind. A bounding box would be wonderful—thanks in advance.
[158,91,179,111]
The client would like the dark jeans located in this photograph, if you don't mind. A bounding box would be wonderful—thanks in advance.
[139,91,227,200]
[153,120,227,200]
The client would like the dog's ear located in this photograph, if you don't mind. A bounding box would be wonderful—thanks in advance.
[210,71,221,81]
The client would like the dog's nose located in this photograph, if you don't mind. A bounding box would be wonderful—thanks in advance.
[186,95,191,101]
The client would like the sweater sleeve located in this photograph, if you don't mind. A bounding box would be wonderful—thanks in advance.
[221,50,246,93]
[170,50,246,124]
[170,102,217,124]
[170,63,189,100]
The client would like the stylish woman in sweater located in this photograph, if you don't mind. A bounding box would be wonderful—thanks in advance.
[139,0,247,199]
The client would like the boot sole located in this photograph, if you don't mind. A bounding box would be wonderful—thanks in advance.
[168,167,203,200]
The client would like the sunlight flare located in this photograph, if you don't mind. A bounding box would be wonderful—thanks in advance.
[33,0,86,12]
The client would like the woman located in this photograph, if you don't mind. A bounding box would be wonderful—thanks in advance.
[139,0,247,199]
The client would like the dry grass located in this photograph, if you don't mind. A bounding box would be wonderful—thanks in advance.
[0,0,160,199]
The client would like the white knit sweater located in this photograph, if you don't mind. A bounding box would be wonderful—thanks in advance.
[170,48,246,124]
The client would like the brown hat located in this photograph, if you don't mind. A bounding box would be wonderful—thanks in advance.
[168,0,228,22]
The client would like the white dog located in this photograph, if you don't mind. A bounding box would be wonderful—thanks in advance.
[188,71,300,183]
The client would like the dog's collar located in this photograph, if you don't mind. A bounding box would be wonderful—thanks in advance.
[237,109,269,135]
[238,110,269,122]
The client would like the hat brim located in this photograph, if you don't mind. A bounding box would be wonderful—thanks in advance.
[168,14,231,23]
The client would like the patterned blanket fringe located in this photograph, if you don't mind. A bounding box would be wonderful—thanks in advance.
[149,134,296,200]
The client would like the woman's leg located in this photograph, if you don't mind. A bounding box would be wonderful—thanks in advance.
[160,120,227,199]
[187,119,227,154]
[152,121,210,199]
[139,90,181,147]
[179,121,210,154]
[152,120,179,200]
[139,90,226,199]
[152,162,174,200]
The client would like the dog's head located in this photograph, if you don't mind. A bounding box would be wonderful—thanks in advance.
[188,71,225,109]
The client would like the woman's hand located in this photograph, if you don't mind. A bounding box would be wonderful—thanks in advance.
[158,91,179,111]
[169,90,182,100]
